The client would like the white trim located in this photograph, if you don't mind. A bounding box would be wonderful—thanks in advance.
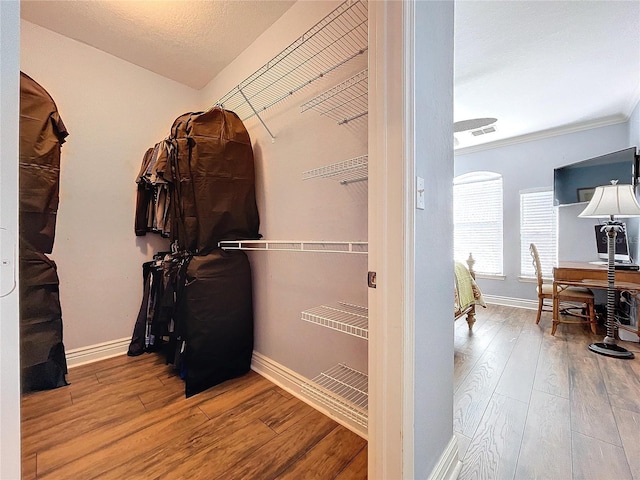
[65,337,130,368]
[250,351,367,439]
[428,436,462,480]
[518,276,538,283]
[368,2,407,478]
[475,273,506,281]
[483,294,538,310]
[403,1,415,479]
[454,114,628,156]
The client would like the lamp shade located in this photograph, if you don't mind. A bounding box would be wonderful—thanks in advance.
[579,181,640,218]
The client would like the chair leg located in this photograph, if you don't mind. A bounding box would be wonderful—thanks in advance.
[588,301,597,334]
[535,298,543,324]
[551,296,559,336]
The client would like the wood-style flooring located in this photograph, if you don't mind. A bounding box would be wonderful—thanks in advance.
[22,303,640,479]
[455,304,640,480]
[21,354,367,479]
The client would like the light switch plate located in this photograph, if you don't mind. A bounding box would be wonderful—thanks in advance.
[416,176,425,210]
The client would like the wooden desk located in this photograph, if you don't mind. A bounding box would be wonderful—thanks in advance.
[554,262,640,338]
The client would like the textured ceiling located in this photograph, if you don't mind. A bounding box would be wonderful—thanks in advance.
[20,0,640,149]
[20,0,296,89]
[454,0,640,150]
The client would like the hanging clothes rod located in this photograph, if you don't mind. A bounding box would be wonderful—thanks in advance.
[214,0,368,141]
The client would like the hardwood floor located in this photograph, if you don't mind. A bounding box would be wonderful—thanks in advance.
[22,303,640,479]
[21,354,367,479]
[455,304,640,480]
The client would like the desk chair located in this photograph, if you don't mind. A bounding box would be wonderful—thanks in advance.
[530,243,597,335]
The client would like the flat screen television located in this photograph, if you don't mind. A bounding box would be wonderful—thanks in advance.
[594,223,631,262]
[553,147,639,206]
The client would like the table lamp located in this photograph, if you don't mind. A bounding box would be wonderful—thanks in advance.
[579,180,640,359]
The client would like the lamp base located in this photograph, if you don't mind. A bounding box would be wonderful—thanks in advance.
[588,342,635,359]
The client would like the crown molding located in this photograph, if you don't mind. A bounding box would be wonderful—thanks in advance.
[454,114,629,156]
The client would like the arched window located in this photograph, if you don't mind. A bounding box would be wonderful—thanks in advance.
[453,171,503,275]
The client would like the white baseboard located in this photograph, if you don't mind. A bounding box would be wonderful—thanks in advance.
[65,337,130,368]
[251,351,367,439]
[483,294,537,310]
[428,435,461,480]
[62,297,533,370]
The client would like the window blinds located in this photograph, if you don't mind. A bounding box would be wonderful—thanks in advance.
[453,175,503,275]
[520,189,557,278]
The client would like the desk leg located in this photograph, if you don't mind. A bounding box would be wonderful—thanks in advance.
[552,281,559,336]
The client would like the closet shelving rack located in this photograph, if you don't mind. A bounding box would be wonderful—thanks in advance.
[214,0,368,140]
[300,69,368,125]
[218,240,367,254]
[302,302,368,339]
[301,363,368,428]
[303,154,368,185]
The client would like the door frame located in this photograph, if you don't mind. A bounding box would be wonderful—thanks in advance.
[368,1,415,478]
[0,1,22,477]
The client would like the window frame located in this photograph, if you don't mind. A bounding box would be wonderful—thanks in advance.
[453,171,504,276]
[520,187,557,280]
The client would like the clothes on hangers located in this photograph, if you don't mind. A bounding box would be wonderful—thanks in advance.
[134,141,172,237]
[130,107,260,397]
[127,251,190,368]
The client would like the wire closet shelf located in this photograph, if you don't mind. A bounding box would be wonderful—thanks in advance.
[213,0,368,140]
[301,363,368,428]
[302,302,368,339]
[303,154,368,185]
[300,68,368,125]
[218,240,368,254]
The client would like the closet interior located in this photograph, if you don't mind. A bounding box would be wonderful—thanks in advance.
[216,0,370,435]
[19,0,371,439]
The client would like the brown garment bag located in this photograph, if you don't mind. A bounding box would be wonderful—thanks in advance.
[19,72,69,391]
[19,72,68,254]
[168,108,260,254]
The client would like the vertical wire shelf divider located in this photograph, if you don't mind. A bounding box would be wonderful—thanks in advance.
[213,0,368,141]
[300,68,368,125]
[303,154,368,184]
[301,302,368,339]
[301,363,368,428]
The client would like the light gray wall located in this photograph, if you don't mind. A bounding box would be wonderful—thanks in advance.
[629,100,640,146]
[455,122,630,301]
[20,21,202,349]
[413,1,455,477]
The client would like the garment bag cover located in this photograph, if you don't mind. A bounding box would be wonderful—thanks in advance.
[170,108,260,253]
[181,250,253,397]
[19,72,68,253]
[20,249,68,392]
[168,112,199,250]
